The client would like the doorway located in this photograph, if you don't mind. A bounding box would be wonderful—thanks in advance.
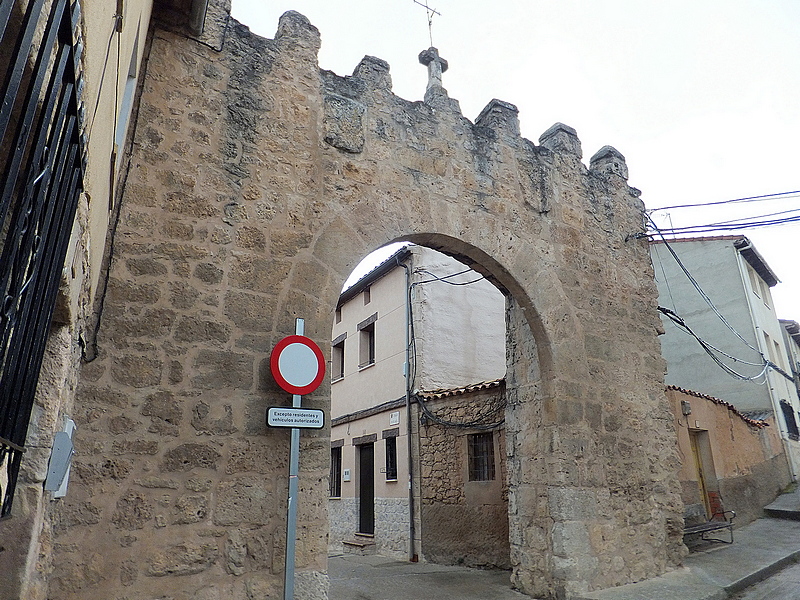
[358,442,375,534]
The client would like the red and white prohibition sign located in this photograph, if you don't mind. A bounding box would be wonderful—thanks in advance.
[270,335,326,396]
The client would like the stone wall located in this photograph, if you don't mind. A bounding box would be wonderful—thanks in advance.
[418,387,510,568]
[45,4,685,599]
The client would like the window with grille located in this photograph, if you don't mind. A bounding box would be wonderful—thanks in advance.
[468,432,495,481]
[0,0,86,519]
[330,446,342,497]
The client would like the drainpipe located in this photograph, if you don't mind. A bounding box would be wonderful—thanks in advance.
[396,254,417,562]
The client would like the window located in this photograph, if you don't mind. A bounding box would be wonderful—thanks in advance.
[357,313,377,368]
[330,446,342,497]
[332,333,346,381]
[335,307,342,324]
[363,287,371,305]
[468,432,495,481]
[359,324,375,367]
[780,400,800,441]
[385,436,398,480]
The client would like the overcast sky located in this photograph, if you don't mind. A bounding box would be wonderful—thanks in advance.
[231,0,798,320]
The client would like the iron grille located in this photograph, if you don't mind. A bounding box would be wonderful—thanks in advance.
[0,0,86,518]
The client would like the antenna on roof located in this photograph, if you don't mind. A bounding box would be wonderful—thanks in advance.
[413,0,441,47]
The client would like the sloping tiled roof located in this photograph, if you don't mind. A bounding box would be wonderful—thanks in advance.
[667,385,770,428]
[417,379,505,400]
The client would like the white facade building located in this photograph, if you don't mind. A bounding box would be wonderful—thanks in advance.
[650,236,800,477]
[328,245,506,559]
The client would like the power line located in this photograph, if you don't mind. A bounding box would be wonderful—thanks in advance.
[647,190,800,213]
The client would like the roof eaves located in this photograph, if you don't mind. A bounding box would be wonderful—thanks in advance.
[667,385,771,428]
[733,237,780,287]
[337,247,413,308]
[417,378,505,400]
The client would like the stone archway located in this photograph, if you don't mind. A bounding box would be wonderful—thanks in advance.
[50,8,684,600]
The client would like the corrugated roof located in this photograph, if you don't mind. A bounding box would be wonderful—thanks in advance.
[417,379,505,400]
[667,385,771,428]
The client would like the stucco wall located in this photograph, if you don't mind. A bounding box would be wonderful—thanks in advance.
[411,246,506,391]
[669,387,791,526]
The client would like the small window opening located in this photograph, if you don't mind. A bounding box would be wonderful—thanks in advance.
[359,323,375,368]
[468,432,496,481]
[332,340,345,380]
[330,446,342,497]
[385,437,397,481]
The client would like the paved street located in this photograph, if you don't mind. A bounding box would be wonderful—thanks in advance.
[329,553,529,600]
[729,560,800,600]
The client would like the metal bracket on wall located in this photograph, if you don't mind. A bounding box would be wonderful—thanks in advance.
[44,418,76,497]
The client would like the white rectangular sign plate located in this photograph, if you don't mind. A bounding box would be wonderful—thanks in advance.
[267,407,325,429]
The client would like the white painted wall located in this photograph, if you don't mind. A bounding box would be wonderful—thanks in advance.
[410,247,506,391]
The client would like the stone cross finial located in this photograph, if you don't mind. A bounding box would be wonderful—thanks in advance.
[418,47,448,93]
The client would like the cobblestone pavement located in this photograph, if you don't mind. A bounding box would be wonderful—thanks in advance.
[729,560,800,600]
[329,553,530,600]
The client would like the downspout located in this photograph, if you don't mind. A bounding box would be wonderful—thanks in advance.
[396,254,417,562]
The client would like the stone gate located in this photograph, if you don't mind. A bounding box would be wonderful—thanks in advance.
[48,6,684,599]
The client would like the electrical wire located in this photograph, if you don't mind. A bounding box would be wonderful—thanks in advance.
[648,215,764,355]
[404,262,505,428]
[658,306,769,382]
[647,190,800,213]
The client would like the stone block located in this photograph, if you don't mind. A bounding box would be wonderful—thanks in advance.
[548,487,598,521]
[214,478,275,526]
[112,491,153,530]
[174,495,208,524]
[147,542,218,576]
[191,350,254,390]
[323,95,365,153]
[162,443,221,472]
[111,355,163,388]
[192,401,237,435]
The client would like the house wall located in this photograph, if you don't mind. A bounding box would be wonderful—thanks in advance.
[418,387,509,568]
[651,239,771,413]
[330,409,411,559]
[668,387,791,527]
[330,261,407,419]
[411,246,507,391]
[33,4,686,599]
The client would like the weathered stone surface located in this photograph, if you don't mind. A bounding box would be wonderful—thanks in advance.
[40,6,683,600]
[147,543,218,576]
[214,479,275,526]
[191,350,253,389]
[323,94,365,153]
[112,491,153,530]
[191,401,237,435]
[174,495,208,524]
[162,443,221,472]
[110,355,163,387]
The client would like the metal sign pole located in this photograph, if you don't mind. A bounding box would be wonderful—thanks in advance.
[284,318,304,600]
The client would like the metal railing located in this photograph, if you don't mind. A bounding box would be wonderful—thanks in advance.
[0,0,85,518]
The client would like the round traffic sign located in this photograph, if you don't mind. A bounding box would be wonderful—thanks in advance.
[270,335,326,395]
